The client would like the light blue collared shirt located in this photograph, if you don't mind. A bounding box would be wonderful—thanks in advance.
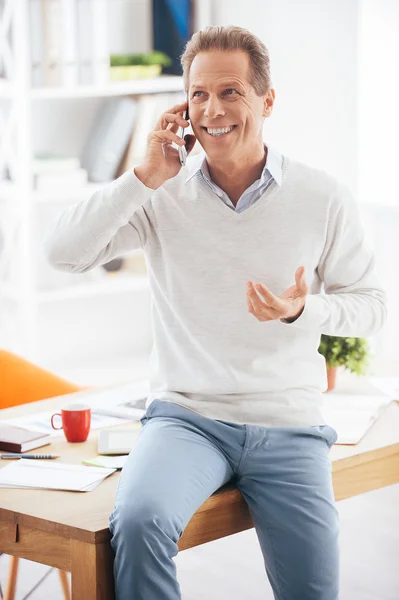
[185,144,283,213]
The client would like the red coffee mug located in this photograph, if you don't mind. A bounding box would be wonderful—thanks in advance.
[51,403,91,443]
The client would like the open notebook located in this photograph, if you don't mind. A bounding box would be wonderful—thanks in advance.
[320,393,393,445]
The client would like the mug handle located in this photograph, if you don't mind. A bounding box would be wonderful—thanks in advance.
[51,413,63,430]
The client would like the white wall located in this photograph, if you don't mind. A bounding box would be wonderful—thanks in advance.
[357,0,399,370]
[358,0,399,207]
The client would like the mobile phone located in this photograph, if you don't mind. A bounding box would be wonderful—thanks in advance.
[178,106,190,166]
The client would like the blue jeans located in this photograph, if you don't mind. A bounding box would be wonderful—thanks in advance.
[109,399,339,600]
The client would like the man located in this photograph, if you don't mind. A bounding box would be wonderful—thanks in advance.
[44,25,386,600]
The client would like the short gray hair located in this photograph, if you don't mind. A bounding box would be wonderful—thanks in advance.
[180,25,272,96]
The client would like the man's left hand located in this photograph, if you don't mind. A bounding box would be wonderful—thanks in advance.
[246,266,309,322]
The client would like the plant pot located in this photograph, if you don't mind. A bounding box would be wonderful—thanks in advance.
[326,366,338,392]
[110,64,162,81]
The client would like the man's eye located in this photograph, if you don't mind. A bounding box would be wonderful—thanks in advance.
[224,88,238,96]
[193,91,203,97]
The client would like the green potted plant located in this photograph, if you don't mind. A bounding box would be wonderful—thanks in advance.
[110,51,173,80]
[318,335,371,391]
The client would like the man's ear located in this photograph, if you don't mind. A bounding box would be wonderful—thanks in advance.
[263,88,275,117]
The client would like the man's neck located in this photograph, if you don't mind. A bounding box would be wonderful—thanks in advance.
[206,145,267,206]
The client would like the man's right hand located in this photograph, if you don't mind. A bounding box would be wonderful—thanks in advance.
[134,100,197,189]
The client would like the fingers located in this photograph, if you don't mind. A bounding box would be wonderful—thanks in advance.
[247,282,267,313]
[163,113,189,131]
[166,111,189,135]
[295,266,303,286]
[246,282,277,321]
[254,282,286,312]
[154,101,189,131]
[167,100,189,115]
[246,285,256,315]
[296,266,309,294]
[153,101,187,129]
[149,129,186,147]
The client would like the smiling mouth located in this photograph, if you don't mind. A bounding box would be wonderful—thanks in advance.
[201,125,237,137]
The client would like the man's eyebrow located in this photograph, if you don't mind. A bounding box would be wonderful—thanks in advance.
[191,81,242,90]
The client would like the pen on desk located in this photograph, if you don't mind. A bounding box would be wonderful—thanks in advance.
[1,454,60,459]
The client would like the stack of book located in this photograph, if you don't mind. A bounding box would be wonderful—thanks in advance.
[30,0,109,88]
[0,423,50,453]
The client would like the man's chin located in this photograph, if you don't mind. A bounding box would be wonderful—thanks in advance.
[201,136,235,154]
[203,144,236,162]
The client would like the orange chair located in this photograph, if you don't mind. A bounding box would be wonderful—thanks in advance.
[0,350,91,600]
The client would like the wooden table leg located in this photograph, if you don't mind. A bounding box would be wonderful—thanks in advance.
[4,555,19,600]
[58,569,71,600]
[71,540,115,600]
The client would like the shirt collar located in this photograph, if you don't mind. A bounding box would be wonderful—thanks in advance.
[184,144,283,187]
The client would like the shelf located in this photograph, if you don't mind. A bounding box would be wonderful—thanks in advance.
[39,274,149,302]
[1,178,148,204]
[0,180,17,200]
[0,283,19,302]
[2,181,112,204]
[1,274,149,303]
[1,76,184,100]
[33,183,106,203]
[0,180,105,205]
[359,202,399,211]
[0,79,15,98]
[29,76,184,99]
[44,353,151,388]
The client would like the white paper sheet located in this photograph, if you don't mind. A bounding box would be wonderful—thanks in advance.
[0,459,116,491]
[369,376,399,399]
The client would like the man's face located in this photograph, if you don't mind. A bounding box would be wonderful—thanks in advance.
[187,50,274,161]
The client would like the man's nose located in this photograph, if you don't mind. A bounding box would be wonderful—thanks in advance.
[204,97,226,119]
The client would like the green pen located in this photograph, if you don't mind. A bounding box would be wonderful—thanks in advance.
[1,454,60,459]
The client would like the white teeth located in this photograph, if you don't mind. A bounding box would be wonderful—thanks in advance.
[206,126,235,136]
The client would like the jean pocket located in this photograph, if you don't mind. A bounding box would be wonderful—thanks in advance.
[139,399,159,427]
[323,425,338,448]
[311,424,338,449]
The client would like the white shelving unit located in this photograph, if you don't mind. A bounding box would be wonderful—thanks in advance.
[0,0,184,367]
[29,76,185,99]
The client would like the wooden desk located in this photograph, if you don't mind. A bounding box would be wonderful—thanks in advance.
[1,396,399,600]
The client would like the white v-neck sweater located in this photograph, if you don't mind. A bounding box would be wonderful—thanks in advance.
[44,154,387,427]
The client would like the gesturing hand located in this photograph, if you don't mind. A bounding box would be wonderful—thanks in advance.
[246,266,309,322]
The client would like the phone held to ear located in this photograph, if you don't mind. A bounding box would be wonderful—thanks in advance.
[178,107,189,167]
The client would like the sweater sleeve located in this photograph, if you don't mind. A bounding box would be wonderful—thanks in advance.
[280,182,387,337]
[43,169,154,273]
